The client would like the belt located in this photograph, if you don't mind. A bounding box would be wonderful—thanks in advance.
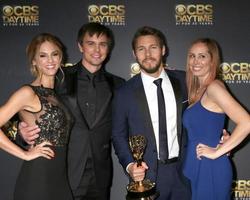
[158,157,179,164]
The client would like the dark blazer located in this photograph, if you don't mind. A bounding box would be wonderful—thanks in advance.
[56,62,125,190]
[112,69,188,182]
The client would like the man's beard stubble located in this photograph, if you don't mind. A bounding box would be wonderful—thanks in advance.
[139,58,162,74]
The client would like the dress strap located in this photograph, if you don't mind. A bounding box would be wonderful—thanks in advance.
[199,88,207,101]
[22,84,43,113]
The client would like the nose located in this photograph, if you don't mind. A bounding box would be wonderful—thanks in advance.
[193,57,199,65]
[145,49,151,57]
[48,56,53,63]
[94,44,100,52]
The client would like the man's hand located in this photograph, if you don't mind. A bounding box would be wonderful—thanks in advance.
[18,122,40,145]
[127,162,148,182]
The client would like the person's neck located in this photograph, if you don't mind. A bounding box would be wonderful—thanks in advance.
[81,61,102,74]
[33,76,55,89]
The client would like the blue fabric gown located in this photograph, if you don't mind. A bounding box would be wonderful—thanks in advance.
[182,101,232,200]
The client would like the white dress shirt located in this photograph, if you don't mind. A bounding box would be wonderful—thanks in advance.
[141,69,179,159]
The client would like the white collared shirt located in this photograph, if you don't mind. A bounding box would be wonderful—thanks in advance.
[141,69,179,159]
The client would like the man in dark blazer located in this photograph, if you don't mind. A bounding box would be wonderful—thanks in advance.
[19,23,124,200]
[112,26,191,200]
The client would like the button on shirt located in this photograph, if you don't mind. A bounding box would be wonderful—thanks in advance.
[141,70,179,159]
[77,65,111,127]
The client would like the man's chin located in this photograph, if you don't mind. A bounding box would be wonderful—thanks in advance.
[141,66,160,74]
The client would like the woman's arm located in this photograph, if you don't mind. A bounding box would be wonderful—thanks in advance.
[0,86,54,160]
[197,80,250,159]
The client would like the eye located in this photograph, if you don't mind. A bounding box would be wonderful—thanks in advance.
[39,54,46,58]
[100,42,108,48]
[136,47,144,52]
[86,41,95,46]
[52,52,59,56]
[151,45,159,49]
[199,54,207,59]
[188,54,195,58]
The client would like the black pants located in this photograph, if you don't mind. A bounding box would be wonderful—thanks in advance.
[155,161,191,200]
[72,158,110,200]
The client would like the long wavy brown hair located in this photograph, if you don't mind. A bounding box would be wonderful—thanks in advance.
[186,38,221,105]
[26,33,64,77]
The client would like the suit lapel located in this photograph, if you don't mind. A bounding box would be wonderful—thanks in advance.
[133,75,156,145]
[56,67,79,111]
[56,66,90,128]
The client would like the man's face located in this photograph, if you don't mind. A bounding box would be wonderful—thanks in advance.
[78,33,109,72]
[133,35,165,77]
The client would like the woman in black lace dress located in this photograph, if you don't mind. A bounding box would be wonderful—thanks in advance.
[0,33,73,200]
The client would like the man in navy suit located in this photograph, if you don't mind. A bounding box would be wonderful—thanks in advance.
[112,26,191,200]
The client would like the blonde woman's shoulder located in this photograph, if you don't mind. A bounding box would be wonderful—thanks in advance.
[207,79,226,91]
[8,85,37,106]
[206,79,228,101]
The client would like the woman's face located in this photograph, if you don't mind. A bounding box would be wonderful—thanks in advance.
[32,41,62,77]
[187,42,212,82]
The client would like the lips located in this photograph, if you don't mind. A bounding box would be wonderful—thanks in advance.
[92,53,102,59]
[46,65,55,69]
[191,66,202,71]
[143,58,156,64]
[45,65,57,70]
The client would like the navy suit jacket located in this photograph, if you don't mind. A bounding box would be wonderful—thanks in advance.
[112,69,188,182]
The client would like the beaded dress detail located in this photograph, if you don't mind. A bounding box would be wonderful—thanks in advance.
[31,85,71,146]
[14,85,74,200]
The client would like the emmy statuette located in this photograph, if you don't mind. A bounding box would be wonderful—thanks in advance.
[126,135,157,200]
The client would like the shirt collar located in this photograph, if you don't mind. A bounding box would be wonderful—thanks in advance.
[77,62,105,81]
[141,68,169,87]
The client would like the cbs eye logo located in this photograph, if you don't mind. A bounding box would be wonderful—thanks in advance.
[3,6,13,16]
[130,63,141,76]
[175,4,186,15]
[88,5,99,16]
[220,63,231,73]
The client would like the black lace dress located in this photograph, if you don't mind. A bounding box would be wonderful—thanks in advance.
[14,85,74,200]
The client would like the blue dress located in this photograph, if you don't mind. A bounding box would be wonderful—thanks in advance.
[182,101,232,200]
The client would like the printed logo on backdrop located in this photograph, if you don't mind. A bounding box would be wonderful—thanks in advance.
[232,180,250,200]
[88,4,125,26]
[220,62,250,84]
[175,4,213,25]
[2,5,39,26]
[130,63,141,77]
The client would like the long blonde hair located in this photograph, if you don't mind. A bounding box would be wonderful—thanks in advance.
[186,38,221,104]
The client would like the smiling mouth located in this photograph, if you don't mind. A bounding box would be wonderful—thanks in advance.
[192,66,202,71]
[45,65,57,70]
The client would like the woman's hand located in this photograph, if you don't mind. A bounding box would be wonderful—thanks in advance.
[24,141,54,161]
[196,143,218,160]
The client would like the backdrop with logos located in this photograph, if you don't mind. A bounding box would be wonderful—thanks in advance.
[0,1,249,199]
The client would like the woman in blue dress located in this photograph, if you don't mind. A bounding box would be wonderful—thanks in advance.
[183,38,250,200]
